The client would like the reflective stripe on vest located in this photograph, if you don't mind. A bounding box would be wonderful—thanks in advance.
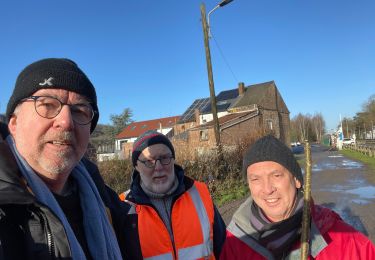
[177,184,213,259]
[145,252,174,260]
[137,182,214,259]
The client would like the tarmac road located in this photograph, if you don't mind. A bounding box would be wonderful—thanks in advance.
[218,144,375,243]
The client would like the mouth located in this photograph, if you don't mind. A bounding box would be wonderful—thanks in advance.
[264,198,280,206]
[45,140,73,151]
[153,175,167,183]
[50,140,72,145]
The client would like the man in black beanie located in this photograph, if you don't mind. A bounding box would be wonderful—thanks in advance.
[117,130,226,259]
[220,135,375,259]
[0,58,127,259]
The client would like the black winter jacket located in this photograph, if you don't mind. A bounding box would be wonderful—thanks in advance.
[0,123,129,259]
[117,165,226,260]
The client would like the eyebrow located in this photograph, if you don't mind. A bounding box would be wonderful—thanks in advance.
[248,169,282,177]
[140,153,172,160]
[35,93,90,103]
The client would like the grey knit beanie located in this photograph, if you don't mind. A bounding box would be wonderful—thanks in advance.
[242,135,304,186]
[132,130,175,166]
[6,58,99,133]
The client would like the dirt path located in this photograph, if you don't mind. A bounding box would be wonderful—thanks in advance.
[218,144,375,243]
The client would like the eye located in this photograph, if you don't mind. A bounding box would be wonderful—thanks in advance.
[37,98,59,109]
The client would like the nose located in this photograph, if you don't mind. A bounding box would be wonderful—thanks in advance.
[154,159,164,171]
[53,105,74,130]
[263,179,276,194]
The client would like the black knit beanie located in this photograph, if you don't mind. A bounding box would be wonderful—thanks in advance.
[6,58,99,133]
[132,130,175,166]
[242,135,304,186]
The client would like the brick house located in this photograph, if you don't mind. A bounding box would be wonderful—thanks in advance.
[116,115,180,160]
[173,81,290,158]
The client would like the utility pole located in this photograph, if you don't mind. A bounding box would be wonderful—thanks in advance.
[200,3,221,148]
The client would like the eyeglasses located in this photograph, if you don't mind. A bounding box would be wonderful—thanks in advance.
[22,96,95,125]
[137,156,174,168]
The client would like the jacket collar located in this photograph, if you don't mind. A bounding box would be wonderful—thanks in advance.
[0,140,35,205]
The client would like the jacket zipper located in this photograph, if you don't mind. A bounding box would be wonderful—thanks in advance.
[34,208,55,259]
[163,198,177,259]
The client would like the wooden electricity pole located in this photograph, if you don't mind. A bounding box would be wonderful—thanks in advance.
[200,3,221,149]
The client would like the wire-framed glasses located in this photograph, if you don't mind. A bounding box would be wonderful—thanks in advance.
[22,96,95,125]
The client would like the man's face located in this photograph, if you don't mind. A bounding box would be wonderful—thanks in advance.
[247,161,301,222]
[8,88,91,187]
[135,143,175,194]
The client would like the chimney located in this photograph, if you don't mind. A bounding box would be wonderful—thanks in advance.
[238,82,245,95]
[194,109,200,126]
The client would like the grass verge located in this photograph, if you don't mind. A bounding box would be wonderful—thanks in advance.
[210,179,249,207]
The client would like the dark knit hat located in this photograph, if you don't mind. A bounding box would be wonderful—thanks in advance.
[132,130,175,166]
[6,58,99,133]
[242,135,304,186]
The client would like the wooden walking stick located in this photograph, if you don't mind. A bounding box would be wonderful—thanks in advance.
[301,140,312,260]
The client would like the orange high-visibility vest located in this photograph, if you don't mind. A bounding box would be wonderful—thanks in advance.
[128,181,215,260]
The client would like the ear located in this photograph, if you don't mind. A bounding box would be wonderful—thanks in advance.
[8,115,17,137]
[294,178,302,189]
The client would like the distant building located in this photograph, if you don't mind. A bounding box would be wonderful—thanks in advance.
[116,115,180,160]
[173,81,290,158]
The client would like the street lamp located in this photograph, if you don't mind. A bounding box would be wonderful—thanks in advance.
[207,0,234,37]
[200,0,234,149]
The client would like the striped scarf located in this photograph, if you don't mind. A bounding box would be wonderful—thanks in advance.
[249,191,304,259]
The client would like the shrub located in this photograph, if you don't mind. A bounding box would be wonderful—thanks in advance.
[99,159,133,194]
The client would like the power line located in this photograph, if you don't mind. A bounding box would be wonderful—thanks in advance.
[210,31,240,83]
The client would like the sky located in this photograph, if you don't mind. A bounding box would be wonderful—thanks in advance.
[1,0,374,132]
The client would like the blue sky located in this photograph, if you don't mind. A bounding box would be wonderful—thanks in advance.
[1,0,374,132]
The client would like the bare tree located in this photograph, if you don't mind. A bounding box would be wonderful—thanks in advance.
[294,113,311,142]
[311,112,325,143]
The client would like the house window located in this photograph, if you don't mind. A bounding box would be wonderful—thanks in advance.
[266,119,273,130]
[200,130,208,141]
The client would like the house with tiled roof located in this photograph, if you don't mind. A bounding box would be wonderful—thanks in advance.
[116,115,180,159]
[172,81,290,157]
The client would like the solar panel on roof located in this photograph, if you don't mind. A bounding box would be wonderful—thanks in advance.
[178,98,210,123]
[217,89,239,101]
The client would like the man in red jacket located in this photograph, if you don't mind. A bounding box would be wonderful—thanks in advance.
[220,135,375,260]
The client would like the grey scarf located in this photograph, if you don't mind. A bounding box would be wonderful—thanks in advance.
[249,190,304,259]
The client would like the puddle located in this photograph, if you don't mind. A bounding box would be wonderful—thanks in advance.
[342,160,362,168]
[328,155,343,158]
[347,186,375,200]
[313,159,363,171]
[320,185,375,205]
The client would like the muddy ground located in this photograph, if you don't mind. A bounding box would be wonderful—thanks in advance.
[218,144,375,243]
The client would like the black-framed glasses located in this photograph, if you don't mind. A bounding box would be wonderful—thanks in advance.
[22,96,95,125]
[137,156,174,168]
